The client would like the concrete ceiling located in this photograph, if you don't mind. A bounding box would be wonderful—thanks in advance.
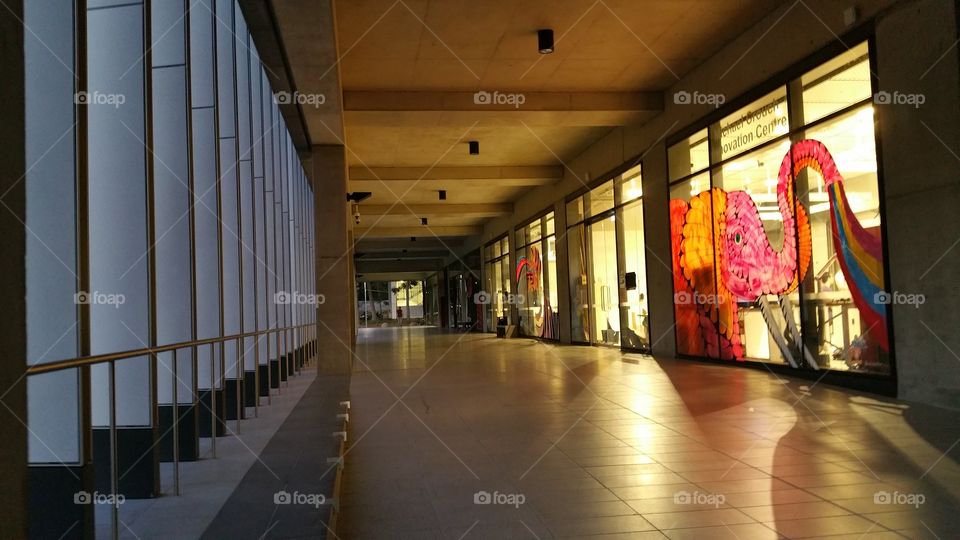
[268,0,784,277]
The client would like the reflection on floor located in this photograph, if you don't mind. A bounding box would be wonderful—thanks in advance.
[340,327,960,539]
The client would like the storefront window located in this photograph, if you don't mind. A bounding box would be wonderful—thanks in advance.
[514,213,559,340]
[565,166,650,350]
[483,235,511,330]
[667,41,890,375]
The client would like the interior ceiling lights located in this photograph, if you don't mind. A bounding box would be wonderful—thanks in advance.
[538,29,554,54]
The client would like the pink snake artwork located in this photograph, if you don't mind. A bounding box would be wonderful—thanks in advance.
[671,139,888,362]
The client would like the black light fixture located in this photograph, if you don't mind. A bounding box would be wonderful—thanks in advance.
[468,140,479,155]
[538,29,554,54]
[410,236,416,242]
[421,217,428,226]
[439,190,447,200]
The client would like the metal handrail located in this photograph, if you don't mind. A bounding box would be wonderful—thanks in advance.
[25,323,316,375]
[28,321,319,540]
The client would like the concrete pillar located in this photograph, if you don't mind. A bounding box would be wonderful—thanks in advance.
[311,145,353,374]
[0,1,28,534]
[641,142,677,358]
[554,199,572,344]
[876,0,960,409]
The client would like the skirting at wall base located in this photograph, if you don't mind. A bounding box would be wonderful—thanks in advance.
[198,389,226,437]
[158,404,199,462]
[29,464,95,539]
[258,364,270,397]
[244,371,257,407]
[270,360,280,388]
[92,427,158,499]
[223,379,245,421]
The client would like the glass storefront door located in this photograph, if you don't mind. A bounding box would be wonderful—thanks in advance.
[588,214,620,346]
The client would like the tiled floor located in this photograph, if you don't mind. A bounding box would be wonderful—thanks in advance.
[339,328,960,539]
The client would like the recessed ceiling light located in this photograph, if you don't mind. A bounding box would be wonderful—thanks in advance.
[538,29,554,54]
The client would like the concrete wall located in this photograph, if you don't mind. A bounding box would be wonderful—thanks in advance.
[470,0,960,410]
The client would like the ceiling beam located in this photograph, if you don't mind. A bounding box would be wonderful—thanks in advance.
[357,203,511,217]
[355,259,444,274]
[343,91,663,112]
[355,250,452,260]
[354,237,464,251]
[355,226,482,238]
[349,165,561,186]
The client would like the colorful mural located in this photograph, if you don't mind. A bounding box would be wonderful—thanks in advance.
[670,139,888,365]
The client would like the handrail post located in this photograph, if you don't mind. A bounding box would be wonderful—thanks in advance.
[210,344,216,457]
[172,348,180,495]
[235,338,242,434]
[109,360,119,540]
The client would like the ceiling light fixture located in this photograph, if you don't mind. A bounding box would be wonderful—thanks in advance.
[439,190,447,200]
[468,141,479,155]
[421,217,428,226]
[538,29,554,54]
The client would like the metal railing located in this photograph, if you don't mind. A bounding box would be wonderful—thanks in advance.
[26,323,317,540]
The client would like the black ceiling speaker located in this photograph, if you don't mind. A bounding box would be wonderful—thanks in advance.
[468,140,479,155]
[538,29,554,54]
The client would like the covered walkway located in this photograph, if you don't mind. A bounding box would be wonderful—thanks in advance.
[339,328,960,539]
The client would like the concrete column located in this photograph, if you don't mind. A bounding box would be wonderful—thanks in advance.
[641,142,677,358]
[876,0,960,409]
[554,199,572,344]
[0,1,28,533]
[311,145,353,374]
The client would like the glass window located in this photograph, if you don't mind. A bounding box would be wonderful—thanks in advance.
[589,215,619,345]
[718,88,788,160]
[801,42,871,125]
[545,213,555,236]
[588,180,615,217]
[666,43,890,376]
[801,105,886,374]
[618,164,643,203]
[515,242,545,337]
[566,196,584,225]
[668,128,709,181]
[620,199,649,349]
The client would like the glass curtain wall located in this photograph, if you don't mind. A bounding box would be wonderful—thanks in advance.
[566,168,650,349]
[667,42,891,375]
[514,212,559,340]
